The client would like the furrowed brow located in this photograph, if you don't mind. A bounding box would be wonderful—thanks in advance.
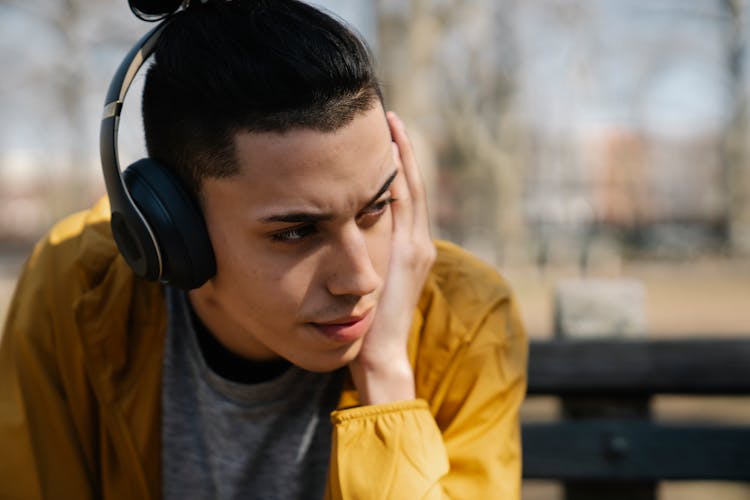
[260,169,398,224]
[363,169,398,208]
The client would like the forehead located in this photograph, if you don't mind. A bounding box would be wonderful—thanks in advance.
[217,106,393,211]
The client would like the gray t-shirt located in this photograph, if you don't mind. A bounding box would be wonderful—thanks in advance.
[161,287,343,500]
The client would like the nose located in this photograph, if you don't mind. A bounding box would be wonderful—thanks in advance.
[326,226,382,298]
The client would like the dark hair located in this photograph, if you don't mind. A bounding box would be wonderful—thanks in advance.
[142,0,382,197]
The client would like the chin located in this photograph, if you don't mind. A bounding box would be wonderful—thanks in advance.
[296,340,363,373]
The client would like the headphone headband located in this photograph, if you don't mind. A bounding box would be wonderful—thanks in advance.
[103,22,168,118]
[100,21,169,281]
[100,21,169,199]
[100,14,217,290]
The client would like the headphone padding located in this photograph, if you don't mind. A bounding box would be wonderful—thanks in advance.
[123,158,216,289]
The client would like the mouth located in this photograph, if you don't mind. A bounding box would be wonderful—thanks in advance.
[309,309,374,343]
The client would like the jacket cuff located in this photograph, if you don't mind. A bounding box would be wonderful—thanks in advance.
[330,399,429,424]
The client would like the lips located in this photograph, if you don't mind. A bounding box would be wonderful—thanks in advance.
[310,309,374,343]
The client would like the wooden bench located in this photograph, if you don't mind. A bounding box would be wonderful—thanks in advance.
[522,338,750,500]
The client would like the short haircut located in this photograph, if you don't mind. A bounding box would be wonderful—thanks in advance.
[142,0,382,198]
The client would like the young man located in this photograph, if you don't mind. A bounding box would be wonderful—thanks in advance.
[0,1,527,498]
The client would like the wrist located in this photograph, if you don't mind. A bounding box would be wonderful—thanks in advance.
[349,358,415,406]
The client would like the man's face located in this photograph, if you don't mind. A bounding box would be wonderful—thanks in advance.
[189,103,396,372]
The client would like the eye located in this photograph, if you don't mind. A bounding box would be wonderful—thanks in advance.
[271,224,318,243]
[357,197,394,227]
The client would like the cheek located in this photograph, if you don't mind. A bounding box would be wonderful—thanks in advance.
[367,216,393,276]
[215,243,318,318]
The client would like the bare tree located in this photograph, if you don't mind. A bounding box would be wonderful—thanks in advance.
[723,0,750,254]
[377,0,522,265]
[0,0,142,218]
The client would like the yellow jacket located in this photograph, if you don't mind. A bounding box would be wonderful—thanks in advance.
[0,198,527,499]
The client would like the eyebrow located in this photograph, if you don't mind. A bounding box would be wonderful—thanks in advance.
[260,169,398,224]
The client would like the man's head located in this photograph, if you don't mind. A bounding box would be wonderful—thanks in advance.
[142,0,383,199]
[141,0,399,372]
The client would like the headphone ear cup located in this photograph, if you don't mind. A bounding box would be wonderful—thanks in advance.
[110,197,161,283]
[123,158,216,289]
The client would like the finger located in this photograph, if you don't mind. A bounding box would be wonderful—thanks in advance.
[386,112,423,202]
[386,111,431,237]
[388,140,413,237]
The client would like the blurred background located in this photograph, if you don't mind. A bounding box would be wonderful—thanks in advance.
[1,0,749,498]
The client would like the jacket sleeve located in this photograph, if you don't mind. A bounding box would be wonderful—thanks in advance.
[0,244,96,500]
[325,295,528,499]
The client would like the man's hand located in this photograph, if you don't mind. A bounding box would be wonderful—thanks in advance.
[349,111,436,405]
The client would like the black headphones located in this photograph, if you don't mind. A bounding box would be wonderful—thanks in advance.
[99,9,217,290]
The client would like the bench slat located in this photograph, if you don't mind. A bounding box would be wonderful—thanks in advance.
[528,339,750,395]
[522,420,750,480]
